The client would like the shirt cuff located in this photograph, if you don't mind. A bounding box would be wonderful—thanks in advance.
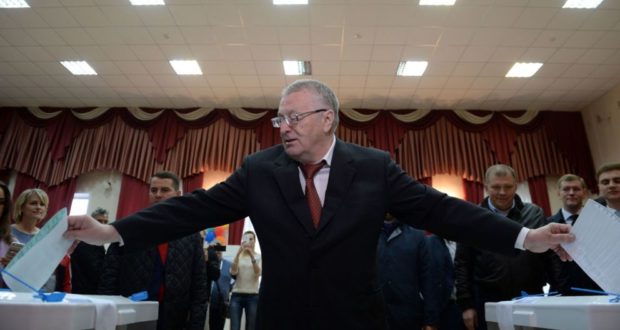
[514,227,529,250]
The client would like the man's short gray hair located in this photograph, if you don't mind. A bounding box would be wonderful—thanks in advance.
[91,207,108,218]
[281,79,340,132]
[484,164,517,184]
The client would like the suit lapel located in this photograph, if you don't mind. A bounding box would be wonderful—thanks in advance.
[317,140,356,233]
[273,152,316,236]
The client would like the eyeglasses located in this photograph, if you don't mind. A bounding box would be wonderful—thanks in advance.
[271,109,328,128]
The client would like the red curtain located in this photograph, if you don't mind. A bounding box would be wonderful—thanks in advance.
[463,179,485,205]
[45,177,77,222]
[418,177,432,186]
[228,219,245,245]
[182,172,204,193]
[115,174,149,220]
[528,176,552,217]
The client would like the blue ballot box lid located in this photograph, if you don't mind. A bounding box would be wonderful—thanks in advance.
[485,295,620,330]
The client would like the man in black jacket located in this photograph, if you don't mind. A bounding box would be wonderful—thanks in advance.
[71,208,108,293]
[99,172,208,330]
[455,164,561,330]
[548,174,601,295]
[68,80,574,330]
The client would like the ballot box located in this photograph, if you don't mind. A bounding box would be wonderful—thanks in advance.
[0,291,158,330]
[485,295,620,330]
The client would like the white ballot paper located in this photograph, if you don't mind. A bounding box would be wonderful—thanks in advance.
[2,208,75,292]
[562,199,620,294]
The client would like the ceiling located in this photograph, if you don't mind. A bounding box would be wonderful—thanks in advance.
[1,0,619,111]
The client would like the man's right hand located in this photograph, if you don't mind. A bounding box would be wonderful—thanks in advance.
[462,308,478,330]
[65,215,122,246]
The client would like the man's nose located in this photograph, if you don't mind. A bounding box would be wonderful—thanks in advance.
[279,122,291,133]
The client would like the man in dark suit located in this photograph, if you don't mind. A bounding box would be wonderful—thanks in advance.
[597,163,620,215]
[548,174,601,295]
[377,214,439,330]
[67,79,574,330]
[70,207,107,294]
[455,164,561,330]
[98,172,208,330]
[206,242,233,330]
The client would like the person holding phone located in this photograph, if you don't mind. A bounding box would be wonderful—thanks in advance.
[229,231,261,330]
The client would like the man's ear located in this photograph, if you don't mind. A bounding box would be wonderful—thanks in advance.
[323,110,334,133]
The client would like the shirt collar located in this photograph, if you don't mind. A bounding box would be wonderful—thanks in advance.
[488,198,515,216]
[561,208,578,220]
[311,135,336,166]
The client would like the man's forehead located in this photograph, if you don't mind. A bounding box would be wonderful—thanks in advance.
[599,170,620,181]
[150,178,175,189]
[487,175,516,184]
[560,180,583,188]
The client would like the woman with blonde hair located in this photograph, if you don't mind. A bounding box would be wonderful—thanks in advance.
[12,188,71,292]
[229,230,261,330]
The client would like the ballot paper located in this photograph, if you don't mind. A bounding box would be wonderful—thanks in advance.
[562,199,620,294]
[2,208,75,292]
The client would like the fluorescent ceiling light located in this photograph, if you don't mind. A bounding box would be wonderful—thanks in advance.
[396,61,428,76]
[419,0,456,6]
[562,0,603,9]
[169,60,202,75]
[130,0,165,5]
[0,0,30,8]
[273,0,308,4]
[60,61,97,75]
[283,60,311,76]
[506,62,543,78]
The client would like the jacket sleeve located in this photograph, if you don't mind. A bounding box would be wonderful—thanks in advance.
[97,243,122,295]
[186,234,208,330]
[454,242,475,311]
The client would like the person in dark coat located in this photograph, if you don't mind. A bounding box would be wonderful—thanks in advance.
[68,80,574,330]
[455,164,563,330]
[427,234,465,330]
[98,172,207,330]
[71,207,108,294]
[548,174,601,295]
[377,214,439,330]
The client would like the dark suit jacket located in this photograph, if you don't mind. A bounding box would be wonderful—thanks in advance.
[377,223,439,329]
[548,209,602,295]
[113,140,523,330]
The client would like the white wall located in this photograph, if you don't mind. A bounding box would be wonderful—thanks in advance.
[74,170,122,223]
[582,84,620,168]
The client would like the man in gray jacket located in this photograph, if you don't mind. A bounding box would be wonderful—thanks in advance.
[455,164,561,330]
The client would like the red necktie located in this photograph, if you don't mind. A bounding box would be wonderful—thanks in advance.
[302,161,325,228]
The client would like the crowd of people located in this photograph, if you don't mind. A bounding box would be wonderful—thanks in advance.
[0,79,618,330]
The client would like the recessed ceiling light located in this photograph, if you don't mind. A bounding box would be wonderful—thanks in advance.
[273,0,308,4]
[396,61,428,76]
[60,61,97,75]
[283,60,311,76]
[0,0,29,8]
[419,0,456,6]
[130,0,165,6]
[562,0,604,9]
[169,60,202,75]
[506,62,543,78]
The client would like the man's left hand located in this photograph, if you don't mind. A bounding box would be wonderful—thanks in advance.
[523,222,575,261]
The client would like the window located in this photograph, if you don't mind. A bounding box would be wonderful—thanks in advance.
[69,193,90,215]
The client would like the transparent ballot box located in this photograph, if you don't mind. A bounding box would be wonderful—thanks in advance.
[485,295,620,330]
[0,291,158,330]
